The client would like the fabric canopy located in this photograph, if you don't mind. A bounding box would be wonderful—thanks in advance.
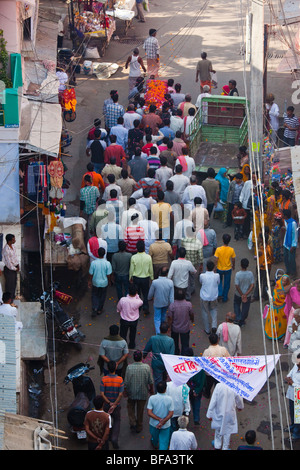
[19,98,62,157]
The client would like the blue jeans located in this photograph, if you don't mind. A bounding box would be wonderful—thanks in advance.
[234,294,251,326]
[217,269,232,302]
[150,425,171,450]
[115,273,129,300]
[154,306,168,334]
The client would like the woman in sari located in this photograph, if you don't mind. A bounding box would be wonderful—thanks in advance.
[265,187,282,231]
[240,163,251,183]
[215,168,230,222]
[271,212,285,263]
[264,274,291,340]
[284,279,300,347]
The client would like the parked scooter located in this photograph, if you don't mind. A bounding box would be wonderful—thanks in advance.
[40,282,85,350]
[64,362,96,439]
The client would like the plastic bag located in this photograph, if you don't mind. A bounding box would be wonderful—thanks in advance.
[247,231,253,250]
[211,72,218,89]
[214,201,223,212]
[143,0,150,12]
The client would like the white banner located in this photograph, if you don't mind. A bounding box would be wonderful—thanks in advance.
[161,354,281,402]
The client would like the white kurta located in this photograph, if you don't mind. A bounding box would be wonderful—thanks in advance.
[206,382,244,435]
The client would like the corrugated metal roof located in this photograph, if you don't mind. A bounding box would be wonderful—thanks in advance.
[0,314,17,450]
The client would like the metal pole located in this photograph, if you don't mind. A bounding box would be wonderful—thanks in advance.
[250,0,264,175]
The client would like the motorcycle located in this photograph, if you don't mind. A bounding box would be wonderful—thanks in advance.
[64,362,96,439]
[40,282,85,350]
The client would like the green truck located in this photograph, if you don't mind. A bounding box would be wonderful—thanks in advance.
[189,95,249,178]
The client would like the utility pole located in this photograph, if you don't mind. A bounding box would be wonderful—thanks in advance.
[249,0,264,175]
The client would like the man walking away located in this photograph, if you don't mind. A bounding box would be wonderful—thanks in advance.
[169,415,198,450]
[143,29,160,78]
[148,266,174,335]
[143,322,175,389]
[207,382,244,450]
[88,247,112,317]
[199,260,220,335]
[195,52,215,92]
[124,350,154,433]
[117,283,143,349]
[100,360,124,449]
[84,395,111,450]
[147,381,174,450]
[233,258,254,327]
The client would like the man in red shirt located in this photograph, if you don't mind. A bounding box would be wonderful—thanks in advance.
[104,134,127,166]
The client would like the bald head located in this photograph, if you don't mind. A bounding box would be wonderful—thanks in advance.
[226,312,236,323]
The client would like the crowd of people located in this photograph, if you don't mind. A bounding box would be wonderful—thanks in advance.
[74,42,300,449]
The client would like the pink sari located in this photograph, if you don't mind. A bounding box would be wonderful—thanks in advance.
[284,286,300,346]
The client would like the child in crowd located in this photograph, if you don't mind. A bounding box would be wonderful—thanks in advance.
[231,202,247,240]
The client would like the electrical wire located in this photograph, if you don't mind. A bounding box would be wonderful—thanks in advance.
[236,0,292,450]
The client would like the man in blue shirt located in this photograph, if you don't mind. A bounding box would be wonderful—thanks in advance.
[110,117,128,151]
[158,118,175,144]
[88,247,112,316]
[283,208,298,276]
[143,322,175,389]
[148,266,174,334]
[147,380,174,450]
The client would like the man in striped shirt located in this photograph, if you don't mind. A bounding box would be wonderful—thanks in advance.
[124,213,145,253]
[100,360,124,449]
[283,106,299,147]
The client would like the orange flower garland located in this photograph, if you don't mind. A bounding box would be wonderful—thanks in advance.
[144,79,168,111]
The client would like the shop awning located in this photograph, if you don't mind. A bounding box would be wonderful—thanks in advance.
[19,98,62,157]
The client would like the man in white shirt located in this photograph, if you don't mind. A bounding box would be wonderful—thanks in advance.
[173,214,194,248]
[121,198,143,231]
[155,156,173,192]
[169,415,197,451]
[206,382,244,450]
[175,148,195,179]
[285,351,300,440]
[0,292,17,319]
[138,210,159,254]
[168,247,197,296]
[265,93,279,144]
[103,175,123,201]
[123,104,142,130]
[169,164,190,198]
[199,260,220,334]
[166,381,191,433]
[195,85,211,124]
[239,171,257,237]
[182,175,207,209]
[2,233,19,300]
[170,109,184,133]
[216,311,242,356]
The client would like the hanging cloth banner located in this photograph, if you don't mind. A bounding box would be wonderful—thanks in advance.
[161,354,281,402]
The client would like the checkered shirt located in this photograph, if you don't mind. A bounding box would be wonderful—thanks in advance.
[143,36,160,59]
[181,237,203,267]
[80,186,100,215]
[105,102,125,129]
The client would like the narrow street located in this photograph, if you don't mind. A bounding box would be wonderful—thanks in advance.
[36,0,298,452]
